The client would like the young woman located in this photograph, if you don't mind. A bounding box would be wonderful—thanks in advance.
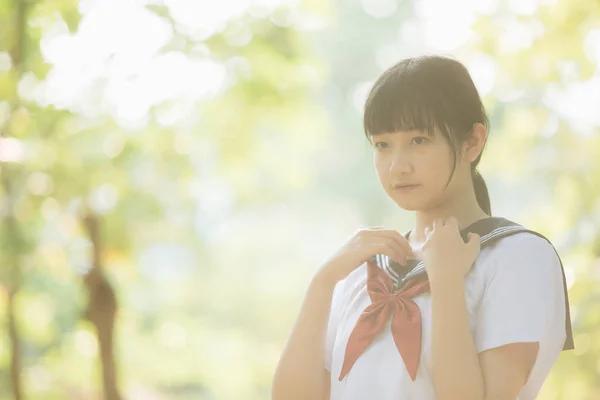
[271,55,573,400]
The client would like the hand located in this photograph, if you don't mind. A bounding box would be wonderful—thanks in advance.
[420,217,481,285]
[316,227,414,286]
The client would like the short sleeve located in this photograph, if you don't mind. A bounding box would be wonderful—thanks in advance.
[475,234,564,353]
[324,279,346,372]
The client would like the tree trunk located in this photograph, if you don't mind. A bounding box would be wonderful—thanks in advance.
[7,288,23,400]
[1,166,25,400]
[3,0,29,396]
[82,213,122,400]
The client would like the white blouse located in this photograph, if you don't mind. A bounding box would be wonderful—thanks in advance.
[324,232,567,400]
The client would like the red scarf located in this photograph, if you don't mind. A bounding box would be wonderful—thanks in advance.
[338,259,430,382]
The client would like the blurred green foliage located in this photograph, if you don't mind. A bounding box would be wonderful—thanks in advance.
[0,0,598,399]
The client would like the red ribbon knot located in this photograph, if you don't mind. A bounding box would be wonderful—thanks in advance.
[338,259,430,382]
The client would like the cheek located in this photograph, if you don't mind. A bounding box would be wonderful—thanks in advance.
[373,157,388,178]
[418,148,450,176]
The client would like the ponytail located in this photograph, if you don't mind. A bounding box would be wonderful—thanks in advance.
[472,169,491,216]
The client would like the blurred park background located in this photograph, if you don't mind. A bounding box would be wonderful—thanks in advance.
[1,0,600,399]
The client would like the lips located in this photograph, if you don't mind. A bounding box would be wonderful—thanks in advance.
[393,184,420,193]
[394,184,419,189]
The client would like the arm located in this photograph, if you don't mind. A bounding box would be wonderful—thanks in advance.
[479,342,538,400]
[430,278,539,400]
[271,226,414,399]
[430,277,484,400]
[271,272,335,400]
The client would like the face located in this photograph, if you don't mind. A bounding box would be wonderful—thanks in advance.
[371,128,473,211]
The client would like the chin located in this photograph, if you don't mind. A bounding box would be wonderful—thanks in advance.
[390,194,437,212]
[391,199,425,211]
[396,204,424,212]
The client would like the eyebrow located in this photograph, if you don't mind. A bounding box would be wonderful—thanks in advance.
[371,130,433,138]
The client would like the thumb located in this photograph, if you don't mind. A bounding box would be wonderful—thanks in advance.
[466,232,481,250]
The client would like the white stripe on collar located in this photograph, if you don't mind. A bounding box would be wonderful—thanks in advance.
[391,225,528,289]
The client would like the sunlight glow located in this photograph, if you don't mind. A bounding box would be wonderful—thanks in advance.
[360,0,398,19]
[543,77,600,135]
[0,138,26,163]
[467,53,497,97]
[415,0,476,51]
[584,29,600,66]
[507,0,538,15]
[350,81,373,115]
[31,0,288,128]
[88,183,119,214]
[497,18,545,54]
[471,0,498,15]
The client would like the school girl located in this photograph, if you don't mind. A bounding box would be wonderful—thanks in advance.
[271,55,574,400]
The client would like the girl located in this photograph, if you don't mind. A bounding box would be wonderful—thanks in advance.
[271,55,573,400]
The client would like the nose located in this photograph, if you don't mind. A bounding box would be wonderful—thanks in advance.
[389,152,413,175]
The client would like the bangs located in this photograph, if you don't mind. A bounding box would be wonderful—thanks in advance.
[363,67,451,139]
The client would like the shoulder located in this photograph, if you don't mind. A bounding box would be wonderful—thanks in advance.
[486,230,559,265]
[478,217,555,255]
[471,227,568,356]
[477,230,563,286]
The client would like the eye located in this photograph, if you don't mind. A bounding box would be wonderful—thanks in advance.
[411,136,429,145]
[373,141,389,149]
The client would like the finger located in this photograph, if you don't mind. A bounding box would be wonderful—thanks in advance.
[467,232,481,250]
[468,232,480,242]
[359,229,409,264]
[368,229,412,255]
[384,234,412,264]
[446,216,458,228]
[374,242,407,266]
[433,219,442,230]
[359,226,385,231]
[394,231,413,257]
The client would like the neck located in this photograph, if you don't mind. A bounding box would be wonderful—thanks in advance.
[408,190,489,247]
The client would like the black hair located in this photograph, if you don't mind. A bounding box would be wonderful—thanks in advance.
[363,55,491,216]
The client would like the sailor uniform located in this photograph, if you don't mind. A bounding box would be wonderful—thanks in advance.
[324,217,574,400]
